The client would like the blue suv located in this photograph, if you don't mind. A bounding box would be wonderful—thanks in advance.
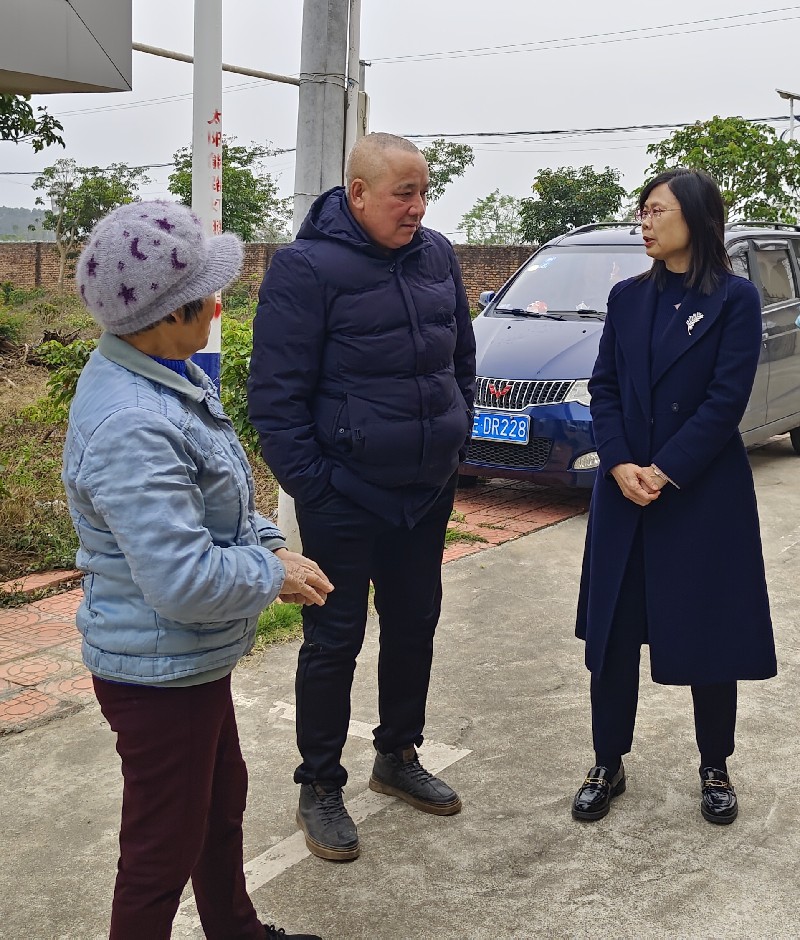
[460,222,800,488]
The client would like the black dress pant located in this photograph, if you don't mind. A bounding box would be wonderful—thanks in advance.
[293,479,456,787]
[590,528,737,770]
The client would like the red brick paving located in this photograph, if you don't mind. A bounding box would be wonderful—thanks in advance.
[443,478,588,564]
[0,586,89,733]
[0,479,588,733]
[0,569,81,595]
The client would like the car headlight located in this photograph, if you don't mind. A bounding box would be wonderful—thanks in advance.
[564,379,591,407]
[572,451,600,470]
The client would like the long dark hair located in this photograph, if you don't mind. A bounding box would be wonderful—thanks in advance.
[639,168,730,295]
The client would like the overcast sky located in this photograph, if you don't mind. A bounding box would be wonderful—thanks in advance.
[3,0,800,239]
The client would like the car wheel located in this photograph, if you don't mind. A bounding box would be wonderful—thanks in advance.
[790,427,800,455]
[457,474,479,489]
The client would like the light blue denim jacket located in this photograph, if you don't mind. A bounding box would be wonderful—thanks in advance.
[62,333,287,685]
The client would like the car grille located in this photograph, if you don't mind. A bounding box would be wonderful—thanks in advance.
[474,377,574,411]
[466,437,553,470]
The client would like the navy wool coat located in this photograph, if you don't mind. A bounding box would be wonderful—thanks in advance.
[576,271,776,685]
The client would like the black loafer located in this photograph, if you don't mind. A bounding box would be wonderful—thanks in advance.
[700,767,738,825]
[571,763,626,821]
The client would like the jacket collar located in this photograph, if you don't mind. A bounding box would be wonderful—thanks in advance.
[650,276,729,385]
[297,185,430,261]
[97,332,208,402]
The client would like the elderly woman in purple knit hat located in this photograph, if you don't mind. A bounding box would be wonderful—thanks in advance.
[64,200,332,940]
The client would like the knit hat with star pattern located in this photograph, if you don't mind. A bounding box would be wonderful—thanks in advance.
[75,200,242,335]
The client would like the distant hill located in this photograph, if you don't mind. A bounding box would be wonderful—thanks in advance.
[0,206,54,241]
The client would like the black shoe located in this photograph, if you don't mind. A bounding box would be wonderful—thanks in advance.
[700,767,738,825]
[297,782,360,861]
[264,924,322,940]
[571,763,626,821]
[369,745,462,815]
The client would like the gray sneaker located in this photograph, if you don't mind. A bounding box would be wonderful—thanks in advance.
[297,782,360,861]
[369,746,462,815]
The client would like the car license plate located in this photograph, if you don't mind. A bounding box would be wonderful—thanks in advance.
[472,411,530,445]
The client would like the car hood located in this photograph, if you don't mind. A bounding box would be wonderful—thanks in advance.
[473,313,603,380]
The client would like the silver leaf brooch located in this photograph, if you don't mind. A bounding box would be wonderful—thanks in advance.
[686,312,704,335]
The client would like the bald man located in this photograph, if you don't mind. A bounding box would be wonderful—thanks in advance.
[248,133,476,861]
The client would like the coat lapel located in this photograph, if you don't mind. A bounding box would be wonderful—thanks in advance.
[614,277,656,417]
[651,279,728,386]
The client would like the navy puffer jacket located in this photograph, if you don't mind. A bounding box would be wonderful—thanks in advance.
[247,187,476,524]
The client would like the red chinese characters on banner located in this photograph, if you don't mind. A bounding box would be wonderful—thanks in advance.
[208,130,222,147]
[212,219,222,235]
[211,175,221,193]
[207,110,222,125]
[210,153,222,170]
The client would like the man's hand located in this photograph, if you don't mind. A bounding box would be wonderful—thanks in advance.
[610,463,662,506]
[273,548,334,606]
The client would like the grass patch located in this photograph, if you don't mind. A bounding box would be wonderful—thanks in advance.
[444,526,487,546]
[0,418,79,579]
[253,601,303,650]
[445,508,488,546]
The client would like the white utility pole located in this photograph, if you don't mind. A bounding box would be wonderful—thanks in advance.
[190,0,224,386]
[278,0,352,547]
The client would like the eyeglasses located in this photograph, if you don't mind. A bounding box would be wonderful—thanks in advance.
[635,207,680,223]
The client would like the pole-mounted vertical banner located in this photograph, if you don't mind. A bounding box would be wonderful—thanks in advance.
[190,0,223,387]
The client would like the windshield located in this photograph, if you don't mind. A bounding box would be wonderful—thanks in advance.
[492,245,650,317]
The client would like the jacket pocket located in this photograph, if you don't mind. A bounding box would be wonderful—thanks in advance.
[345,393,422,485]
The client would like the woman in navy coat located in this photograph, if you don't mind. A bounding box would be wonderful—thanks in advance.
[572,168,776,826]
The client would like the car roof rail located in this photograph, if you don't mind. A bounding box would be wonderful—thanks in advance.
[563,221,640,236]
[726,220,800,231]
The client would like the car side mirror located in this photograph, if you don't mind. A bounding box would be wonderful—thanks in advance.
[478,290,496,310]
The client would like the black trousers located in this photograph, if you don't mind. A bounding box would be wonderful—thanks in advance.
[293,479,456,787]
[591,530,737,770]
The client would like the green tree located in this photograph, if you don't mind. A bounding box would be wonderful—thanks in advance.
[519,166,626,245]
[0,94,64,152]
[644,115,800,221]
[458,190,526,245]
[33,158,149,291]
[421,139,474,203]
[168,137,292,242]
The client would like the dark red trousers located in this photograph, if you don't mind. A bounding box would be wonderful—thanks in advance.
[93,674,264,940]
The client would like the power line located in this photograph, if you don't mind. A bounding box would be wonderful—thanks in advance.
[0,150,297,177]
[371,6,800,64]
[0,116,791,179]
[50,77,279,119]
[403,115,790,141]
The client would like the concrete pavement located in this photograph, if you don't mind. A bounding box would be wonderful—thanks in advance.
[0,437,798,939]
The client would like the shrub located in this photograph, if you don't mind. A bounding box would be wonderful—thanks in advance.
[9,286,46,307]
[220,317,258,454]
[35,338,97,421]
[0,309,27,344]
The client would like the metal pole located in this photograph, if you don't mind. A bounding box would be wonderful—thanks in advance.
[189,0,223,387]
[278,0,350,548]
[133,42,301,87]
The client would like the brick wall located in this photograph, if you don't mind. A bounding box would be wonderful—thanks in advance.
[0,242,63,292]
[0,241,534,308]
